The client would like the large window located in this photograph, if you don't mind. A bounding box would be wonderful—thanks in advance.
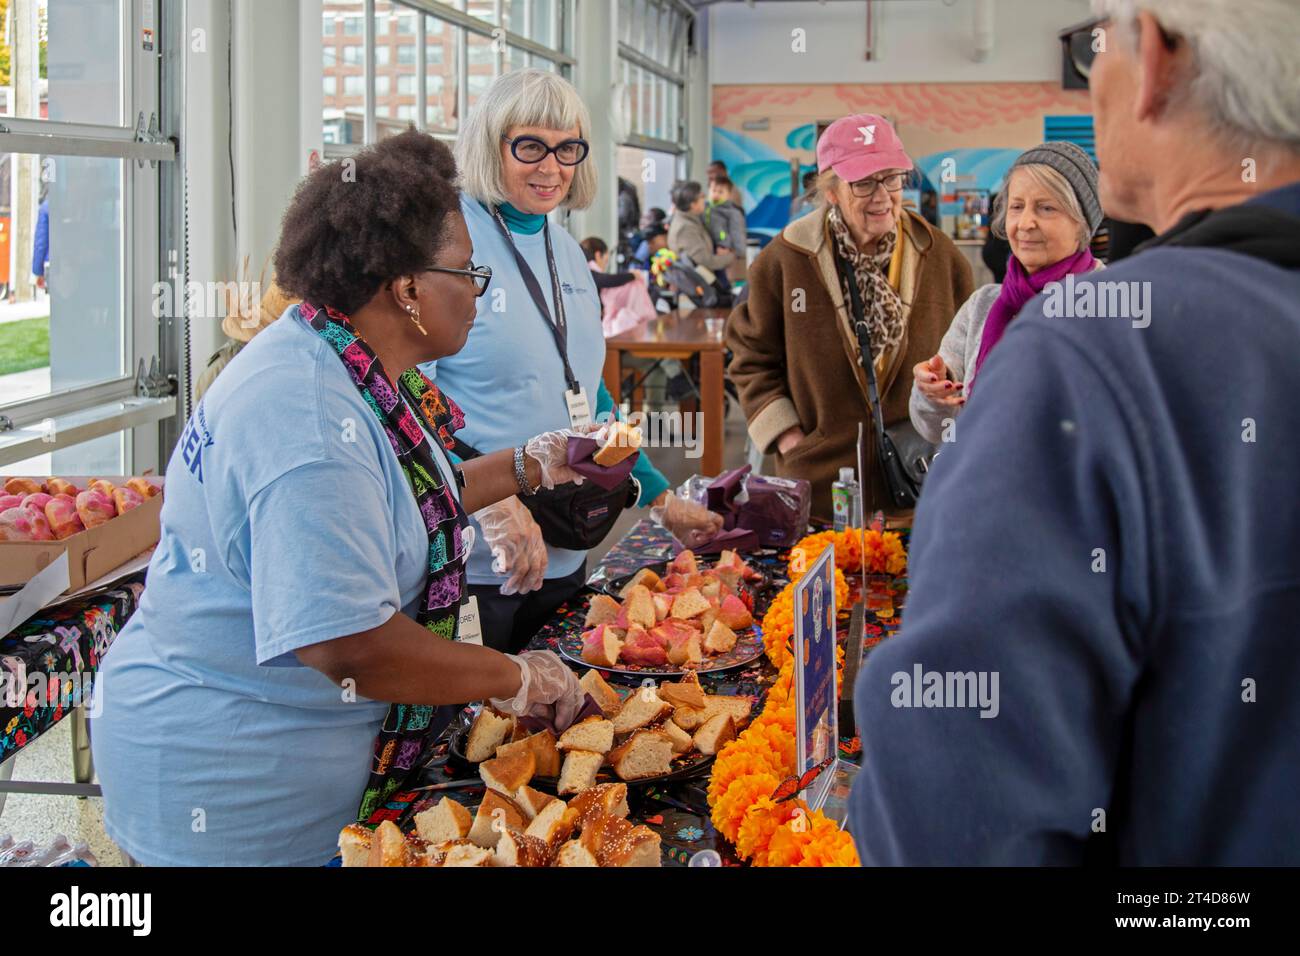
[321,0,575,151]
[617,0,691,153]
[0,0,174,477]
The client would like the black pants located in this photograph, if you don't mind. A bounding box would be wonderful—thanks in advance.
[470,561,588,654]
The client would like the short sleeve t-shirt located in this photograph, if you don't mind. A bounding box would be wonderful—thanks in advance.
[92,305,461,866]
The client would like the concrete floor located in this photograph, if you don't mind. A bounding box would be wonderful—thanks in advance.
[0,391,755,865]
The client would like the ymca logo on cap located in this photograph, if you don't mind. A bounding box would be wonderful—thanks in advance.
[817,113,913,185]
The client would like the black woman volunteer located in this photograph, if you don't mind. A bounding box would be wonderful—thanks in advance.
[91,131,588,866]
[424,69,721,654]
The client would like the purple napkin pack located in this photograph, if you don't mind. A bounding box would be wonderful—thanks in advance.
[704,465,811,550]
[566,435,641,490]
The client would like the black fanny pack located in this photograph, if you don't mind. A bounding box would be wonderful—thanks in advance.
[453,439,638,551]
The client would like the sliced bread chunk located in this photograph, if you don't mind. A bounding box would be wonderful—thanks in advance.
[584,593,622,627]
[658,671,706,710]
[619,567,665,597]
[704,694,754,729]
[581,623,625,668]
[439,841,494,867]
[467,789,526,848]
[414,796,473,845]
[692,712,737,755]
[664,633,702,668]
[658,718,695,755]
[670,586,711,620]
[513,785,556,821]
[702,618,738,654]
[580,668,624,718]
[566,782,630,829]
[367,820,410,867]
[338,823,372,867]
[580,814,662,867]
[557,749,605,795]
[465,706,514,762]
[558,716,615,754]
[623,583,658,628]
[607,729,675,781]
[524,797,577,847]
[479,750,536,796]
[611,687,672,735]
[495,729,562,778]
[493,828,552,867]
[553,839,599,867]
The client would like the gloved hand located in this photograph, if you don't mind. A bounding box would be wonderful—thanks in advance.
[524,425,599,490]
[489,650,587,728]
[474,496,548,596]
[652,493,724,549]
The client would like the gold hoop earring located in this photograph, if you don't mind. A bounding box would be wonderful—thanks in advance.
[406,304,427,336]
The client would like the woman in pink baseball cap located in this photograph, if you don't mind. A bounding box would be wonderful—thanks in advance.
[727,113,973,517]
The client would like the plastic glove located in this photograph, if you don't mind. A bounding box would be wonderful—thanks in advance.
[524,425,599,490]
[474,496,548,596]
[652,494,724,549]
[489,650,586,727]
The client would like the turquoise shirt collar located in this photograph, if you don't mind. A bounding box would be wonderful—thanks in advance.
[496,201,545,235]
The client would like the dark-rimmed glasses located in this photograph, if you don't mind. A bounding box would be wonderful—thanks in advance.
[848,172,908,198]
[501,134,590,166]
[426,261,493,297]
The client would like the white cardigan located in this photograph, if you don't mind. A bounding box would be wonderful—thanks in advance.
[909,262,1105,443]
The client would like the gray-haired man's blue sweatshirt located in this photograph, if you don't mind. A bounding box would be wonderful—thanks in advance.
[848,183,1300,865]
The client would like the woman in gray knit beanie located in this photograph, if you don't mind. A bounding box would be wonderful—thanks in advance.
[909,141,1104,443]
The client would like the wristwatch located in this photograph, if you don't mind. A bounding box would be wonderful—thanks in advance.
[514,446,538,497]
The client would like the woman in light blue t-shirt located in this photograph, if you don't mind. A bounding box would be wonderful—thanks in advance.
[426,70,723,654]
[91,131,589,866]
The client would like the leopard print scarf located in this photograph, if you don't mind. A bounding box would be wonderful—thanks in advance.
[827,204,905,365]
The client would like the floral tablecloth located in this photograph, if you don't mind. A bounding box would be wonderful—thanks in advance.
[0,574,146,764]
[372,520,906,867]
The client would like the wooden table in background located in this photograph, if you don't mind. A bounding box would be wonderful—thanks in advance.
[602,307,729,478]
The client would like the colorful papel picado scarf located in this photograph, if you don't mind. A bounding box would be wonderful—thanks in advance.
[300,301,469,823]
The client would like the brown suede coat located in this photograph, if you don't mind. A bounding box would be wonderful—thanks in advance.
[727,206,974,517]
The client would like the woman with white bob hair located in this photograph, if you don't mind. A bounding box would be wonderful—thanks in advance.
[909,142,1105,443]
[422,69,721,653]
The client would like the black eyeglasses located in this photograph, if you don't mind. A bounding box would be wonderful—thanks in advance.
[426,261,492,296]
[1065,14,1178,80]
[501,134,590,167]
[848,172,909,198]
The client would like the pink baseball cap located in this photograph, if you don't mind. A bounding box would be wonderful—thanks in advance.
[816,113,912,184]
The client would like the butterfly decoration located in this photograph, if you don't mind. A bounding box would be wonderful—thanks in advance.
[769,756,835,804]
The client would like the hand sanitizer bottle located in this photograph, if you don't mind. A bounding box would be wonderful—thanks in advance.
[832,467,860,532]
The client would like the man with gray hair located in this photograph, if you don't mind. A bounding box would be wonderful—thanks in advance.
[849,0,1300,864]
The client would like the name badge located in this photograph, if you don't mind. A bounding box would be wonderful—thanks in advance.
[565,387,592,429]
[457,595,484,646]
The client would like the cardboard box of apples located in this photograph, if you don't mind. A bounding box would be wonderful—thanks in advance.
[0,475,164,592]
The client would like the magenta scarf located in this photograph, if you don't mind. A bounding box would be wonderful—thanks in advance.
[968,247,1096,392]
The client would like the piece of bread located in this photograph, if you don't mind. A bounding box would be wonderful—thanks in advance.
[652,592,673,621]
[607,730,675,781]
[717,594,754,630]
[704,694,753,729]
[494,827,553,867]
[479,750,536,796]
[557,749,605,795]
[553,839,599,867]
[581,624,625,668]
[466,706,514,762]
[670,587,711,620]
[367,820,412,867]
[439,841,494,867]
[667,549,698,576]
[524,797,577,847]
[611,687,673,735]
[593,420,642,467]
[658,718,695,755]
[584,593,622,627]
[703,619,738,655]
[580,814,663,867]
[495,729,561,778]
[693,712,737,755]
[619,624,669,667]
[558,716,615,754]
[513,785,557,821]
[659,672,706,710]
[620,567,665,597]
[664,633,702,668]
[468,789,526,848]
[623,584,657,629]
[338,823,372,867]
[566,782,630,829]
[414,797,473,845]
[580,669,624,718]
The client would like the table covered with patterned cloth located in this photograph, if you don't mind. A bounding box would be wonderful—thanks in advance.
[366,520,905,867]
[0,574,147,765]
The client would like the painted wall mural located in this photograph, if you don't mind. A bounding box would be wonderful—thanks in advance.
[712,82,1091,238]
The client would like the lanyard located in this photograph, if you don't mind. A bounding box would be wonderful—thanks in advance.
[488,205,580,395]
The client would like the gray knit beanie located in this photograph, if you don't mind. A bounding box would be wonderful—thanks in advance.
[1010,141,1102,236]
